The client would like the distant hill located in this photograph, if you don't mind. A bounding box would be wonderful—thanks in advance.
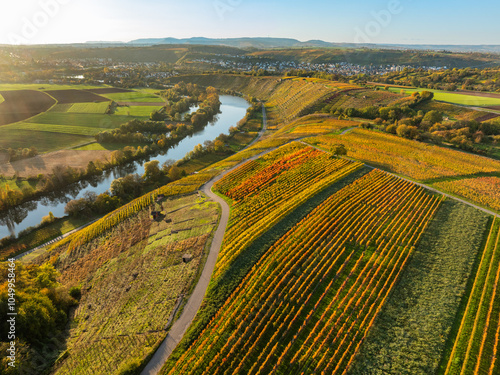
[124,37,500,54]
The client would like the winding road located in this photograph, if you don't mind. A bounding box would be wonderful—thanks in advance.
[141,105,497,375]
[140,105,268,375]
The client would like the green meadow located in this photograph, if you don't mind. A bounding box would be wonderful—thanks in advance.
[67,102,111,114]
[101,91,164,103]
[0,129,91,153]
[114,105,162,117]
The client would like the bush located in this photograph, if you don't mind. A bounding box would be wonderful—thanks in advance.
[385,124,398,134]
[117,358,142,375]
[69,286,81,300]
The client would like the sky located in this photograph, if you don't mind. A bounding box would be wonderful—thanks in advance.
[0,0,498,45]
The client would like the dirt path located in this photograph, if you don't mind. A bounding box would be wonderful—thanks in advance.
[142,106,497,374]
[340,126,357,135]
[140,104,268,375]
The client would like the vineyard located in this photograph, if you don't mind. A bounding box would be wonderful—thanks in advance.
[274,114,359,137]
[47,170,217,254]
[434,176,500,212]
[213,142,363,277]
[162,169,441,375]
[444,218,500,375]
[265,78,342,128]
[348,199,491,375]
[305,129,500,212]
[324,88,402,110]
[46,193,220,375]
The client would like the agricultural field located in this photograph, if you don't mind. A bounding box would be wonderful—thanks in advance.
[0,149,111,178]
[0,112,134,146]
[0,90,56,125]
[67,102,111,114]
[388,87,500,107]
[212,142,363,277]
[276,114,359,137]
[443,218,500,375]
[114,105,163,117]
[305,129,500,212]
[25,112,132,129]
[265,78,355,128]
[17,193,220,375]
[50,170,218,254]
[162,170,441,374]
[324,88,402,110]
[84,87,134,94]
[0,86,163,152]
[45,89,109,103]
[349,199,490,375]
[0,128,91,153]
[100,91,165,103]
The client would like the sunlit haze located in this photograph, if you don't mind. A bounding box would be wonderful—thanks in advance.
[0,0,499,45]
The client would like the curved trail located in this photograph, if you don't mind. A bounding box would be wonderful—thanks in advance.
[141,105,268,375]
[142,106,499,374]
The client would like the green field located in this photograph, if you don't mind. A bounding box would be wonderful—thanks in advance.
[0,129,91,152]
[0,93,4,104]
[114,105,163,117]
[25,112,132,129]
[388,87,500,107]
[7,122,103,136]
[101,91,165,103]
[1,112,135,138]
[48,104,73,112]
[0,87,162,152]
[0,83,107,91]
[67,102,111,114]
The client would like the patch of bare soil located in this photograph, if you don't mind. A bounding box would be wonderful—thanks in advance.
[0,150,111,178]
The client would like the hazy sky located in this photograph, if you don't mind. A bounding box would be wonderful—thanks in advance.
[0,0,498,45]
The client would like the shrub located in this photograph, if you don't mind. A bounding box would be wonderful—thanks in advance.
[69,286,82,300]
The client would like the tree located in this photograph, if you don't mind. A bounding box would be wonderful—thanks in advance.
[422,110,443,125]
[420,91,434,101]
[161,159,176,174]
[168,166,182,181]
[396,124,419,139]
[86,161,99,176]
[330,144,348,156]
[214,139,226,152]
[142,160,161,183]
[41,211,56,225]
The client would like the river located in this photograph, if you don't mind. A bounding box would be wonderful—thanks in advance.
[0,95,249,239]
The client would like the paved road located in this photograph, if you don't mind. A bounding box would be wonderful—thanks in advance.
[141,104,268,375]
[143,109,498,374]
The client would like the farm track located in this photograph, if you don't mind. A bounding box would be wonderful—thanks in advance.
[13,95,500,373]
[144,108,497,374]
[140,104,268,375]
